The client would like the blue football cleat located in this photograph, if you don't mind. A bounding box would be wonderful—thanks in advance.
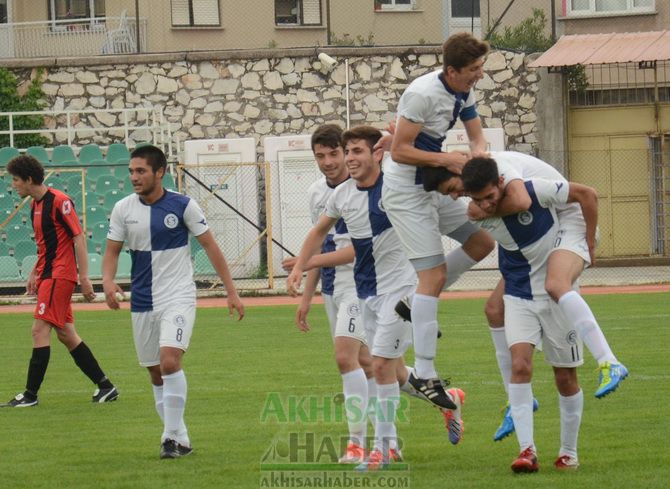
[595,362,628,398]
[494,398,539,442]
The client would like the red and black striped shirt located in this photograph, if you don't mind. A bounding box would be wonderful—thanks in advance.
[31,188,83,282]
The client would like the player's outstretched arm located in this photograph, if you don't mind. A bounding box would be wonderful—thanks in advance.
[295,268,320,332]
[102,239,126,310]
[463,117,488,156]
[567,182,599,264]
[73,232,96,302]
[196,230,245,320]
[391,117,468,173]
[287,215,336,297]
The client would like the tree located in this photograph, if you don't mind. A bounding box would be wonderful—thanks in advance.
[0,68,48,148]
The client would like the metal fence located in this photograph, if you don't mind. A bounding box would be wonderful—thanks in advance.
[2,1,663,60]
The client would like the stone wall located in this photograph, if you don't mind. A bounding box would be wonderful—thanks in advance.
[5,47,540,157]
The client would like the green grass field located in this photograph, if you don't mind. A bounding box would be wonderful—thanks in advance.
[0,292,668,489]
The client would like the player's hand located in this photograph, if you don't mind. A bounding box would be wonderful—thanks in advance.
[227,293,245,321]
[25,273,37,295]
[282,256,298,273]
[442,152,468,174]
[467,201,491,221]
[286,269,303,297]
[79,276,97,302]
[295,304,311,332]
[103,281,125,310]
[587,239,596,267]
[373,133,393,152]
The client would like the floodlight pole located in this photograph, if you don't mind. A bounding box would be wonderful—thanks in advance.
[135,0,141,53]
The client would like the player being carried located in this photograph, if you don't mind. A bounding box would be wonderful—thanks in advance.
[287,126,464,471]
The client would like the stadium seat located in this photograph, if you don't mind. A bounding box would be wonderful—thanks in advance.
[0,256,22,281]
[12,239,37,264]
[0,241,9,257]
[52,145,78,166]
[26,146,51,165]
[117,252,132,279]
[106,143,130,163]
[78,144,104,164]
[134,141,153,149]
[85,206,108,226]
[0,147,20,165]
[110,164,130,179]
[0,191,17,210]
[103,189,123,209]
[44,176,66,192]
[87,253,103,279]
[93,174,119,194]
[193,249,216,275]
[123,178,135,193]
[4,224,32,246]
[163,172,176,190]
[21,254,38,277]
[89,220,109,243]
[190,236,204,257]
[67,174,84,194]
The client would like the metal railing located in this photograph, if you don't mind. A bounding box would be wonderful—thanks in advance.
[0,107,174,158]
[0,16,147,59]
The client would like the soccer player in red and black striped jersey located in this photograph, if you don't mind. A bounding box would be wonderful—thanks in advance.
[1,155,118,407]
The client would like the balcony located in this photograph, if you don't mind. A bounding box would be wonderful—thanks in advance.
[0,15,147,59]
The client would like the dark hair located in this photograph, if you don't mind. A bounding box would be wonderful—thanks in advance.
[342,125,382,153]
[6,155,45,185]
[422,166,460,192]
[130,145,167,174]
[442,33,489,72]
[461,157,500,193]
[311,124,343,151]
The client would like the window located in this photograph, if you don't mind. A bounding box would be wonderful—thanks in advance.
[48,0,105,21]
[568,0,654,16]
[375,0,415,11]
[171,0,220,27]
[451,0,480,18]
[275,0,322,26]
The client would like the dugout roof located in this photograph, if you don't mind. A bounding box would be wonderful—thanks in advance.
[529,30,670,68]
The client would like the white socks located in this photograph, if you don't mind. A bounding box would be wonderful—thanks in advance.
[152,384,165,421]
[490,326,512,394]
[559,389,583,458]
[444,247,478,289]
[341,368,368,447]
[162,370,190,447]
[411,294,440,379]
[367,377,377,429]
[558,291,617,364]
[375,382,400,452]
[509,383,534,452]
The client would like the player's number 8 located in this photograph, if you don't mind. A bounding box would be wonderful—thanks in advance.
[176,328,183,342]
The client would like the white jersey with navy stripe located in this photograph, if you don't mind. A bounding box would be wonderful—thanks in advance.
[325,174,416,299]
[108,190,209,312]
[493,150,579,216]
[384,69,479,193]
[476,178,569,300]
[307,177,355,297]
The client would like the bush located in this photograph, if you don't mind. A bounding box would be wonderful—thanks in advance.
[486,9,553,53]
[0,68,48,148]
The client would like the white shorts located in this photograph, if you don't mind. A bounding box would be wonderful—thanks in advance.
[381,184,477,260]
[323,292,367,344]
[131,303,196,367]
[503,295,584,368]
[555,203,597,267]
[362,284,414,359]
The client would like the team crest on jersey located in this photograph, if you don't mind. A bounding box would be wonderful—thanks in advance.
[174,315,185,326]
[347,302,361,317]
[517,211,533,225]
[164,213,179,229]
[62,200,72,215]
[566,330,578,345]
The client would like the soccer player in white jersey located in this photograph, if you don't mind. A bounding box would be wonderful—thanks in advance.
[381,33,495,408]
[101,145,244,459]
[288,126,464,470]
[425,151,628,439]
[282,124,372,464]
[462,156,598,472]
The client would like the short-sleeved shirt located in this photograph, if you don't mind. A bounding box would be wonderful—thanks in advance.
[325,173,416,299]
[476,178,569,300]
[107,190,209,312]
[307,176,355,297]
[384,69,479,192]
[31,188,82,282]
